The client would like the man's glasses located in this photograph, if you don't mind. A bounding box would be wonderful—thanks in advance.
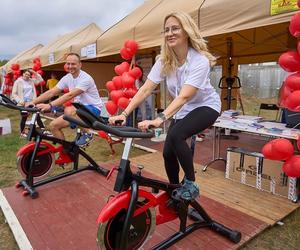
[162,26,181,36]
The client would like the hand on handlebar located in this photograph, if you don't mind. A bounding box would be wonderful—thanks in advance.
[25,102,35,108]
[138,118,162,131]
[36,103,51,112]
[108,114,126,126]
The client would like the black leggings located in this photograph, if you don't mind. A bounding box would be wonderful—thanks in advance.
[163,106,219,184]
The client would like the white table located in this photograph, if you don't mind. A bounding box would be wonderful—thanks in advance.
[203,116,300,171]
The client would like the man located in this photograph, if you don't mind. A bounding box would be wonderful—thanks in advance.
[28,53,103,146]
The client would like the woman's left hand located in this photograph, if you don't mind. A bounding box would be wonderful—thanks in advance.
[138,118,163,131]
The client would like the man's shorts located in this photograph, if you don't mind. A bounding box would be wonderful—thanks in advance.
[70,104,101,129]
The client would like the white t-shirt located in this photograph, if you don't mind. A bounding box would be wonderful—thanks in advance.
[57,70,103,110]
[23,80,34,102]
[148,47,221,119]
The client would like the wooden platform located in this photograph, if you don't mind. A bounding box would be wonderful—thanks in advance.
[1,152,299,249]
[131,152,300,226]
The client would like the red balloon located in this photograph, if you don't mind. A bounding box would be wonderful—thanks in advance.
[285,90,300,111]
[33,63,41,72]
[282,155,300,177]
[271,138,294,160]
[285,72,300,91]
[121,72,135,89]
[110,90,124,104]
[279,83,293,107]
[117,97,130,110]
[33,57,41,64]
[98,130,109,139]
[278,51,300,72]
[124,40,138,55]
[39,81,46,86]
[262,138,294,161]
[262,142,275,159]
[123,88,138,98]
[63,88,69,93]
[64,100,73,107]
[11,63,20,71]
[289,13,300,38]
[120,47,133,60]
[64,63,69,72]
[105,100,118,115]
[129,66,142,79]
[4,78,12,85]
[297,136,300,151]
[112,76,123,89]
[106,81,116,92]
[114,62,130,76]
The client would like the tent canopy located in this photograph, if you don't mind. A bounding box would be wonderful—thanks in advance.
[96,0,299,63]
[18,23,102,69]
[3,44,43,72]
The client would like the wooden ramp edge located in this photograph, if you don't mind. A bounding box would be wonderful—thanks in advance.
[131,151,300,226]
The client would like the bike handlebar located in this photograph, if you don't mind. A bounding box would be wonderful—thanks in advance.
[0,96,39,113]
[92,120,154,139]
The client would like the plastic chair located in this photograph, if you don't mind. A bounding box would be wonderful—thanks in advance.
[258,103,280,121]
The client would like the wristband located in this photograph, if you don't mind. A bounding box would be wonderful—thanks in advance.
[122,110,128,118]
[157,112,167,122]
[49,103,53,111]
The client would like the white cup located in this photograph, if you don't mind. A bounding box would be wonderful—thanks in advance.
[154,128,163,138]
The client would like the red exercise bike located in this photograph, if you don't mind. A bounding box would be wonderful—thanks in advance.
[65,108,242,250]
[0,94,108,198]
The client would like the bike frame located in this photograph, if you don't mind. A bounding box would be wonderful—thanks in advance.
[0,95,109,198]
[98,138,219,250]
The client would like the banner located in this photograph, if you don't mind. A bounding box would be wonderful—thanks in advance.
[270,0,299,15]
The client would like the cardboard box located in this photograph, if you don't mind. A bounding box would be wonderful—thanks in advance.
[260,159,300,201]
[226,147,300,201]
[226,147,262,188]
[0,119,11,135]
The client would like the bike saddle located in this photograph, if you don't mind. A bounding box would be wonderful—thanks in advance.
[72,103,107,126]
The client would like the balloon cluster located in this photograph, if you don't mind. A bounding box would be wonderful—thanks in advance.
[11,63,21,80]
[278,1,300,111]
[2,72,14,95]
[32,57,45,95]
[2,63,21,95]
[262,138,294,161]
[32,57,44,76]
[105,40,142,115]
[263,2,300,177]
[262,137,300,177]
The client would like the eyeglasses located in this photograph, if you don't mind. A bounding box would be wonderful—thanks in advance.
[162,26,181,36]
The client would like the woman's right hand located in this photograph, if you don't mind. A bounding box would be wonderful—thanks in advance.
[108,114,126,125]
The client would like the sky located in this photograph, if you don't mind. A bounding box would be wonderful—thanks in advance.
[0,0,145,60]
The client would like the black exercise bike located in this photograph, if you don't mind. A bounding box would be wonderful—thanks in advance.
[0,94,109,198]
[64,107,242,250]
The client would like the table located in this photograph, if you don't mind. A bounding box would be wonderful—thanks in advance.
[203,115,300,171]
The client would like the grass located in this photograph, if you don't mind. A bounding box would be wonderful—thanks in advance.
[1,97,300,249]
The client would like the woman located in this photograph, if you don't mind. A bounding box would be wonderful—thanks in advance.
[12,69,43,134]
[109,12,221,200]
[12,69,43,106]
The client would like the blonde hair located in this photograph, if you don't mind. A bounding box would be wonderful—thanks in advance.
[160,12,216,75]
